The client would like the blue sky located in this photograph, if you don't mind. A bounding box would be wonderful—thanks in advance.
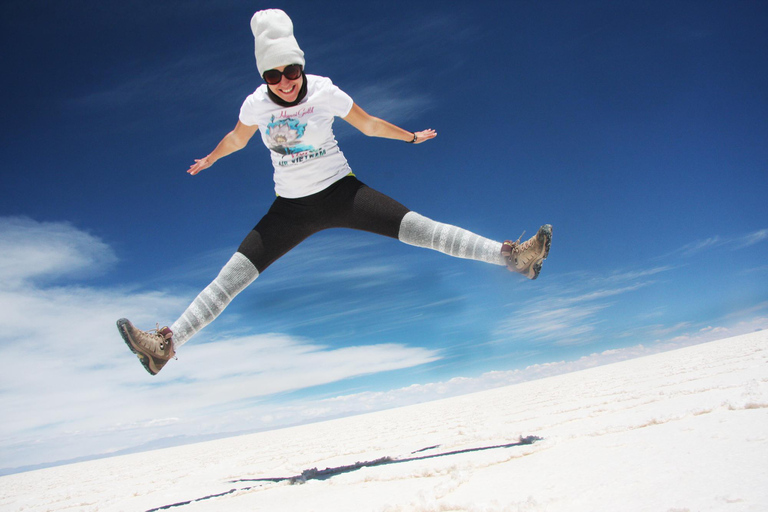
[1,0,766,472]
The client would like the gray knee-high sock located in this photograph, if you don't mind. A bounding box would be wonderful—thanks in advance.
[398,212,506,266]
[171,252,259,349]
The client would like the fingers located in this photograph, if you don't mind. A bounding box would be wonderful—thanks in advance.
[415,128,437,144]
[187,158,209,175]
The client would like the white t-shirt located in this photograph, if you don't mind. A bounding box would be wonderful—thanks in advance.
[239,74,355,198]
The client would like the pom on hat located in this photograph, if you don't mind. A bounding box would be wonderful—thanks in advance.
[251,9,305,76]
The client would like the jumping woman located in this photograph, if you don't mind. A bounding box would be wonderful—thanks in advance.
[117,9,552,375]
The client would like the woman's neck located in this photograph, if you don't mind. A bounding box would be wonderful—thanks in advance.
[267,73,308,107]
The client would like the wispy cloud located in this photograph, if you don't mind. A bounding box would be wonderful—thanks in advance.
[494,302,609,346]
[647,321,694,337]
[490,236,766,348]
[736,229,768,249]
[603,266,676,282]
[492,265,674,347]
[664,229,767,258]
[65,48,253,133]
[225,232,471,339]
[740,264,768,275]
[339,80,434,126]
[565,282,652,303]
[676,236,723,257]
[723,301,768,318]
[313,12,478,126]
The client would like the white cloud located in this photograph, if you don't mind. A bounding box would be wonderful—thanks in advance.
[3,216,765,472]
[161,336,441,410]
[0,217,117,287]
[0,217,440,470]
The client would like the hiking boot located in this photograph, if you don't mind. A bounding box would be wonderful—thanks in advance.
[117,318,175,375]
[502,224,553,280]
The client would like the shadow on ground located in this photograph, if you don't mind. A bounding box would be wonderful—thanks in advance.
[147,436,542,511]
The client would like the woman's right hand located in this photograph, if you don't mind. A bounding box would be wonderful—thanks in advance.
[187,157,213,175]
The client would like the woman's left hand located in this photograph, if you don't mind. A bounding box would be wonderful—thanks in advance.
[187,157,214,175]
[412,129,437,144]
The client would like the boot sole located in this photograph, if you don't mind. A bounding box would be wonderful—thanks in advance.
[529,225,553,280]
[540,224,552,260]
[116,318,159,375]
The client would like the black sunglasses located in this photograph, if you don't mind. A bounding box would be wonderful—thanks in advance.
[263,64,303,85]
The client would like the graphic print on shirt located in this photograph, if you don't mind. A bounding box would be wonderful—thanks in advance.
[265,116,314,156]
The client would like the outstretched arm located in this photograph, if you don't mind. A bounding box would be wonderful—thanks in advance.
[187,121,259,175]
[343,103,436,144]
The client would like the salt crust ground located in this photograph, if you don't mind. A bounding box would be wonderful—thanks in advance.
[1,331,766,512]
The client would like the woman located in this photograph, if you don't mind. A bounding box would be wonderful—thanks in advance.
[117,9,552,376]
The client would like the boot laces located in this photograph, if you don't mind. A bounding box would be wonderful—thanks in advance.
[513,230,538,254]
[507,230,540,269]
[151,323,172,339]
[505,231,532,254]
[152,324,177,360]
[143,324,173,351]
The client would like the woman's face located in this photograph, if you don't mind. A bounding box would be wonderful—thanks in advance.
[266,64,304,103]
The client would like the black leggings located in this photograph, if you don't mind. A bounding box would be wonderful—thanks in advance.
[238,176,410,273]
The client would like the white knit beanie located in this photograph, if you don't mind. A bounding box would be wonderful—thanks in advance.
[251,9,305,76]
